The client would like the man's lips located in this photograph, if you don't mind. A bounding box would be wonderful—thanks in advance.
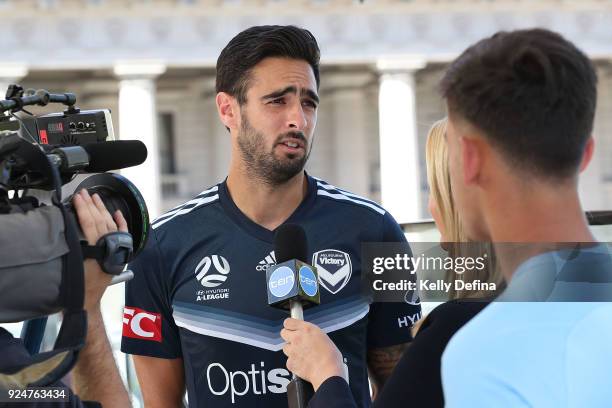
[277,138,306,149]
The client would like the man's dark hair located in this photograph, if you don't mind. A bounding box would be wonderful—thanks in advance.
[440,28,597,179]
[216,25,320,105]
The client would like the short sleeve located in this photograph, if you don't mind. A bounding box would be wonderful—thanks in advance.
[367,212,421,348]
[120,230,182,358]
[442,336,528,407]
[381,210,408,243]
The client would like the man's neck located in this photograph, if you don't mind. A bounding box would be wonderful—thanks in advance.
[226,168,308,231]
[486,183,595,281]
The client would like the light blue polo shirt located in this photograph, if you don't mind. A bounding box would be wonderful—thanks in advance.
[441,244,612,408]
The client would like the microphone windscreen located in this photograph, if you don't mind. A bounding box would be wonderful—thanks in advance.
[274,224,308,263]
[84,140,147,172]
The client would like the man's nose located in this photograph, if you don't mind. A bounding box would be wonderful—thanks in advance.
[286,102,308,130]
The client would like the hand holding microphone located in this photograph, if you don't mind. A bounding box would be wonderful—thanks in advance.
[266,224,320,408]
[281,318,348,392]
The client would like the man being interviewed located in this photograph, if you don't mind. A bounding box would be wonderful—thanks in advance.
[120,25,420,407]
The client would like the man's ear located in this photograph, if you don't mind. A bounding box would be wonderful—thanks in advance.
[459,136,482,186]
[579,137,595,173]
[216,92,238,131]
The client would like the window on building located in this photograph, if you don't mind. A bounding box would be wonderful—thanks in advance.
[158,112,182,198]
[158,112,176,175]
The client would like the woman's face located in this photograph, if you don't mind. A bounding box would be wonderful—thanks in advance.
[429,193,448,243]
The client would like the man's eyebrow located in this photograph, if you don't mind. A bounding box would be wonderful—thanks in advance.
[261,86,320,104]
[304,89,320,104]
[261,86,297,100]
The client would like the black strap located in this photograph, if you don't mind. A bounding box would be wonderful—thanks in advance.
[80,231,133,275]
[53,309,87,351]
[80,244,105,260]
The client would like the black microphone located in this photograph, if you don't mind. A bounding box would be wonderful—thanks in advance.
[275,224,309,268]
[83,140,147,172]
[50,140,147,173]
[266,224,320,408]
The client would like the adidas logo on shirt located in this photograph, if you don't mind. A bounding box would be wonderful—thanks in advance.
[256,251,276,272]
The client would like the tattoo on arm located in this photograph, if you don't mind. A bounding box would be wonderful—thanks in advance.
[367,343,409,389]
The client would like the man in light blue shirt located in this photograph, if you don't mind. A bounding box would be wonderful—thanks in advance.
[443,245,612,407]
[438,28,612,407]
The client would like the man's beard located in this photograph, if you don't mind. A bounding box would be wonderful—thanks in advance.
[237,113,311,186]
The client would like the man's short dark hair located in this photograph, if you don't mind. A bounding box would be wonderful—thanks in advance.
[216,25,320,105]
[440,28,597,179]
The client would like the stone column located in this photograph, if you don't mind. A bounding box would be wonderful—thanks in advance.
[114,62,166,219]
[377,58,426,223]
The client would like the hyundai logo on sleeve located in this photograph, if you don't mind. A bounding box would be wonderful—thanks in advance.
[299,266,318,297]
[268,266,295,298]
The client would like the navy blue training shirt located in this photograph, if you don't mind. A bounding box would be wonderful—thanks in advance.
[121,173,421,407]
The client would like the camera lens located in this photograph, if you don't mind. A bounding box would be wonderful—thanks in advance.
[67,173,150,256]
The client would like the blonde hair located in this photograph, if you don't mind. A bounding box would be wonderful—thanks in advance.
[426,119,463,244]
[425,118,505,299]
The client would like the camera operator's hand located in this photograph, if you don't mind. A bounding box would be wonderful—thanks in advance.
[71,189,132,407]
[72,189,128,311]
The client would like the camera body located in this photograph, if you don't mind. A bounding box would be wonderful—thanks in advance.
[1,84,116,190]
[0,84,150,398]
[1,85,149,256]
[0,84,113,145]
[0,85,150,323]
[19,108,114,145]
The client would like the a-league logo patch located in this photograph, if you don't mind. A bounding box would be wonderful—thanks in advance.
[195,255,230,288]
[312,249,352,294]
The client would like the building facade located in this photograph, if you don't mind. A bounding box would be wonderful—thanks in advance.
[2,0,611,222]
